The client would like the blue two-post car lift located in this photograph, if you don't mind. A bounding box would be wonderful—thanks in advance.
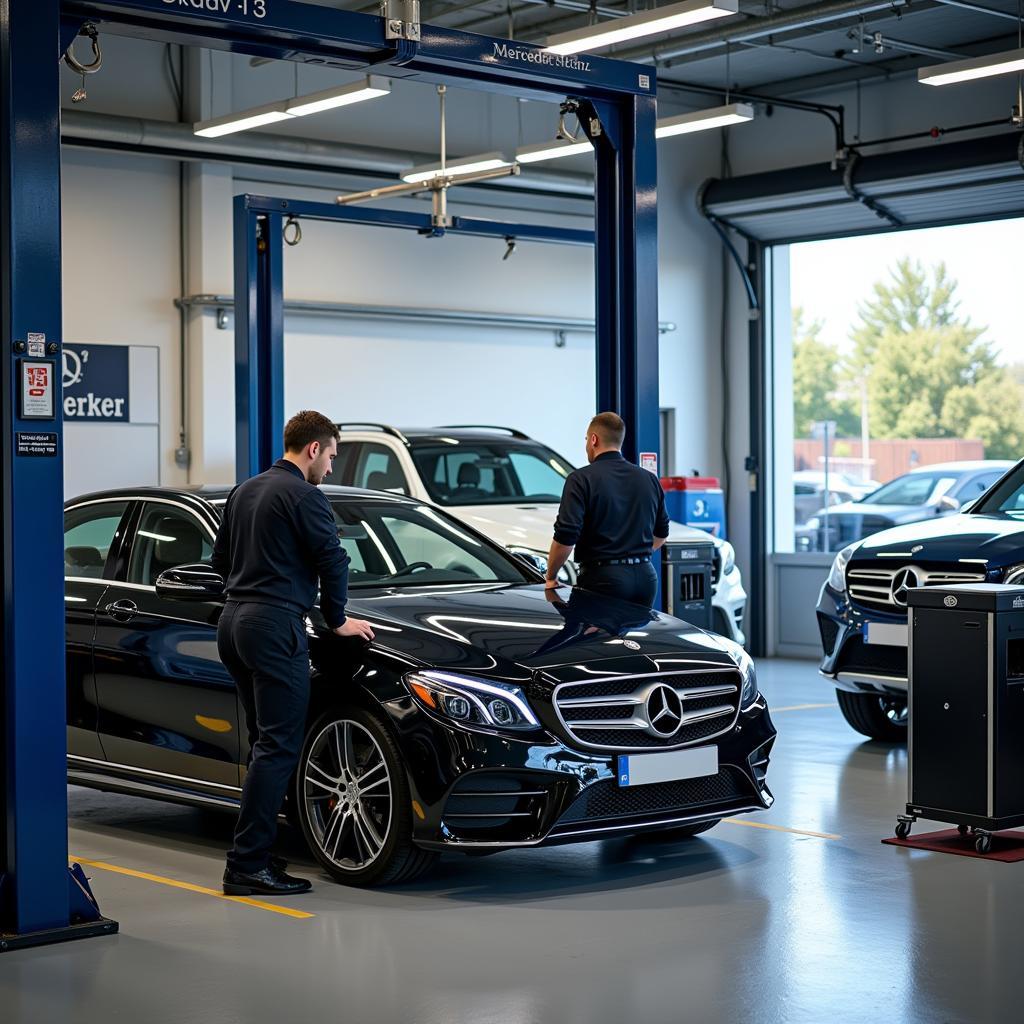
[1,0,660,950]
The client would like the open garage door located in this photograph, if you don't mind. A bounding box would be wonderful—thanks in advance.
[699,133,1024,244]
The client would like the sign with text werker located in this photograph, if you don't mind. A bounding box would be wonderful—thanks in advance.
[63,345,130,422]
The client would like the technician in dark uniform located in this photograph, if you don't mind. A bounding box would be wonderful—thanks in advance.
[544,412,670,607]
[213,410,375,897]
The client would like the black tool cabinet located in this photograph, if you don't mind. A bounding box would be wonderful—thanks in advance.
[897,583,1024,853]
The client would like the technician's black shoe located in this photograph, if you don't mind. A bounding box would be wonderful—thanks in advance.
[222,865,312,896]
[270,855,288,874]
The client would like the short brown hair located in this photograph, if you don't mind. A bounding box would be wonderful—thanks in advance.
[283,410,340,453]
[588,411,626,449]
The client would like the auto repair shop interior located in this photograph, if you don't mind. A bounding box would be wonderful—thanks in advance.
[3,1,1024,1021]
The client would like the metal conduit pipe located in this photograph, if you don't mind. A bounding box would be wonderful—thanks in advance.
[176,294,678,336]
[614,0,916,65]
[59,110,595,197]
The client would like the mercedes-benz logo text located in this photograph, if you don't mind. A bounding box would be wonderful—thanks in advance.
[891,567,920,607]
[644,684,683,738]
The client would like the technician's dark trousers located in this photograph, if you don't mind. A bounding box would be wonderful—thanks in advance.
[577,562,658,608]
[217,601,310,874]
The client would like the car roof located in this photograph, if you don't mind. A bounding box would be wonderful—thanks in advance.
[905,461,1014,474]
[65,483,420,507]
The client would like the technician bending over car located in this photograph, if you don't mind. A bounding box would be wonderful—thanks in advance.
[545,412,670,606]
[213,410,375,897]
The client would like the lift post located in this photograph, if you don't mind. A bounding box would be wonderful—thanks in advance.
[5,0,661,948]
[1,0,115,950]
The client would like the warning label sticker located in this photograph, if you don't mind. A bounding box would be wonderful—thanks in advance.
[16,432,58,457]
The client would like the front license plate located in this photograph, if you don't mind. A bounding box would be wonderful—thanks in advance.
[863,621,908,647]
[617,746,718,787]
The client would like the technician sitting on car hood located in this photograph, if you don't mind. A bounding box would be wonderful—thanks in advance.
[544,411,670,607]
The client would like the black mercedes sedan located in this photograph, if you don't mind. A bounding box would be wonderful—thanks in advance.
[64,485,775,886]
[817,458,1024,741]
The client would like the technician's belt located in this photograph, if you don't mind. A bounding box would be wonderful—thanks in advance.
[580,555,652,569]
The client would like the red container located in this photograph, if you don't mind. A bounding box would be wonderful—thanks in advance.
[660,476,720,491]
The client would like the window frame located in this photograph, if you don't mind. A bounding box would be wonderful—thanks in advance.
[63,498,134,582]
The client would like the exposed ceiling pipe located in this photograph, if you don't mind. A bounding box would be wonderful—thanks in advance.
[611,0,917,65]
[58,109,595,197]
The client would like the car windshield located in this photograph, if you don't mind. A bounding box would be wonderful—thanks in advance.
[329,499,536,588]
[860,471,958,506]
[972,463,1024,516]
[410,440,574,506]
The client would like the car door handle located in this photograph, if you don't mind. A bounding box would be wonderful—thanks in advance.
[105,599,138,622]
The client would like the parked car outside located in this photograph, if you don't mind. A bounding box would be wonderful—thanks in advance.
[332,424,748,643]
[797,460,1012,552]
[64,485,776,886]
[816,457,1024,740]
[793,470,877,526]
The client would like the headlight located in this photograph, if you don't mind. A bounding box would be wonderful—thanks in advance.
[508,547,572,583]
[405,671,540,731]
[718,637,758,710]
[804,516,821,531]
[718,540,736,576]
[827,543,859,593]
[1005,564,1024,585]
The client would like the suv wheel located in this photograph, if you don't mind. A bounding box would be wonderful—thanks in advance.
[836,689,908,741]
[295,706,438,886]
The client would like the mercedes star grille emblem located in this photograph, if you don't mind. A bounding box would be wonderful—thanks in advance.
[891,567,920,607]
[644,684,684,737]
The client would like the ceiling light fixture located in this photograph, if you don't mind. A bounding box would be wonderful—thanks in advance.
[918,47,1024,86]
[655,102,755,138]
[285,75,391,115]
[194,75,391,137]
[514,138,593,163]
[401,151,514,184]
[544,0,739,57]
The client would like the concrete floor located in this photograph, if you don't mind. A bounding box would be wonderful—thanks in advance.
[2,658,1020,1023]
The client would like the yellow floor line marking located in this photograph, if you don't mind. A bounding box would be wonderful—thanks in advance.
[723,819,842,841]
[70,856,315,920]
[771,703,837,713]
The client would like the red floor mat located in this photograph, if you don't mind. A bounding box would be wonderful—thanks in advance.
[883,828,1024,862]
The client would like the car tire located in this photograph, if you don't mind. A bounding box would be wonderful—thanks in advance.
[294,705,438,886]
[836,689,908,742]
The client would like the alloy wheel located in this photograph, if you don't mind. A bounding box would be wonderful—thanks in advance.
[302,719,393,872]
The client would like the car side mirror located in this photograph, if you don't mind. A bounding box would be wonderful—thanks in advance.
[155,562,225,602]
[937,495,961,513]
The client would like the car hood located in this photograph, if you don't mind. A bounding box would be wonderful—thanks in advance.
[850,512,1024,567]
[336,582,737,678]
[445,503,719,550]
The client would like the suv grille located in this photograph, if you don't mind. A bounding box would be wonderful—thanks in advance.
[557,767,749,824]
[553,668,741,753]
[847,565,985,612]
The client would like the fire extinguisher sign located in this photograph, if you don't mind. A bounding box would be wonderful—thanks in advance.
[19,358,56,420]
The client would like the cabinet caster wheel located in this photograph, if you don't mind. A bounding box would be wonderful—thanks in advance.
[895,821,911,840]
[975,834,992,855]
[957,824,970,836]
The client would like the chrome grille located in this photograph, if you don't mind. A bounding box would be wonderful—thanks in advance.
[553,668,741,752]
[847,565,985,612]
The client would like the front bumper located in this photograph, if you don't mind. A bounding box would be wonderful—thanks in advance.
[816,582,907,696]
[383,696,775,851]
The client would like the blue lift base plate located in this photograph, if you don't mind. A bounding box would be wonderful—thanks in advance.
[1,916,118,953]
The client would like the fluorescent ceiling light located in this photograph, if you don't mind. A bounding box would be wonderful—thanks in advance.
[194,102,295,138]
[515,138,593,164]
[402,152,513,184]
[918,47,1024,86]
[655,102,755,138]
[545,0,738,56]
[195,75,391,137]
[285,75,391,116]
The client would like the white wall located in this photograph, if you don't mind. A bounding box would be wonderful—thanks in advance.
[61,148,186,496]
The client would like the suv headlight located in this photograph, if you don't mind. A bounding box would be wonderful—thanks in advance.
[718,540,736,576]
[1004,564,1024,585]
[509,547,572,584]
[405,671,540,732]
[827,543,859,593]
[718,637,758,710]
